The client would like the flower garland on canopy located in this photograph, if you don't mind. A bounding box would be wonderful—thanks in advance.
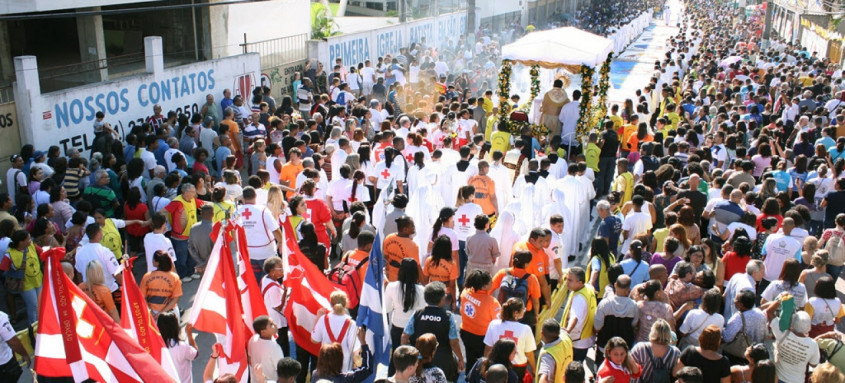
[524,65,549,137]
[576,65,594,141]
[497,59,513,133]
[589,53,613,132]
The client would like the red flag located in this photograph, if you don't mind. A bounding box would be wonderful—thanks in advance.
[34,248,177,382]
[189,222,251,382]
[121,257,181,381]
[234,225,269,325]
[282,218,335,357]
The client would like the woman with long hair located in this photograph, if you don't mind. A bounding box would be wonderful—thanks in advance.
[124,187,150,256]
[78,260,120,322]
[483,299,536,379]
[343,170,370,214]
[677,206,701,245]
[287,195,307,242]
[428,207,459,262]
[27,167,43,196]
[265,185,287,223]
[424,235,459,309]
[301,179,335,252]
[678,290,724,350]
[751,142,772,178]
[374,147,405,196]
[466,339,519,383]
[805,276,842,337]
[384,258,425,373]
[31,216,61,248]
[340,211,367,254]
[756,197,784,231]
[721,236,753,282]
[311,334,372,383]
[311,291,360,373]
[588,237,616,294]
[760,258,808,317]
[460,269,500,376]
[298,221,328,270]
[157,311,198,383]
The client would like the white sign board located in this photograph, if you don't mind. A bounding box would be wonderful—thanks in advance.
[317,11,468,68]
[15,52,260,156]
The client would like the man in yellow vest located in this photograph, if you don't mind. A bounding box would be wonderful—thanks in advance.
[536,319,573,383]
[612,158,634,206]
[560,267,596,362]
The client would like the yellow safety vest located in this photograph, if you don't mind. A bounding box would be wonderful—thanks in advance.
[585,253,616,293]
[101,218,123,261]
[561,285,597,341]
[536,334,573,383]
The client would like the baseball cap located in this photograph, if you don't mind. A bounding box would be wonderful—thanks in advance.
[33,150,45,159]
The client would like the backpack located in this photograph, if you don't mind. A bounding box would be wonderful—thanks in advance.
[497,270,529,305]
[642,156,659,172]
[325,257,368,309]
[336,91,346,106]
[824,231,845,267]
[646,346,672,383]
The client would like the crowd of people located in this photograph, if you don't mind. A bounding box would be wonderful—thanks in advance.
[2,0,845,382]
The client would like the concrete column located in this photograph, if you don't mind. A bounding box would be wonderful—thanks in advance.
[76,7,108,82]
[0,21,13,82]
[144,36,164,75]
[13,56,40,146]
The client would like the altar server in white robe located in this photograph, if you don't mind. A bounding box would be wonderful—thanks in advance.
[575,162,596,243]
[555,162,590,259]
[406,171,443,264]
[545,188,574,264]
[490,210,520,274]
[488,151,513,215]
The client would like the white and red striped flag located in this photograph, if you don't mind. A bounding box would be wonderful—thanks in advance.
[34,248,177,382]
[281,218,334,357]
[233,225,269,325]
[188,222,252,382]
[121,257,181,381]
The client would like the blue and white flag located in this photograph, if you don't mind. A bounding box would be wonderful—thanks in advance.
[356,233,391,382]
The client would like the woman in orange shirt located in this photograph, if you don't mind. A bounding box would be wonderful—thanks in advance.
[424,235,459,309]
[78,259,120,322]
[140,250,183,319]
[626,123,653,154]
[460,269,501,376]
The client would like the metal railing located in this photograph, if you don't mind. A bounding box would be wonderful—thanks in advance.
[240,33,308,70]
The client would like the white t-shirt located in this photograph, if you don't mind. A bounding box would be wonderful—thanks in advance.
[567,293,596,348]
[374,160,406,190]
[312,313,359,372]
[238,204,279,260]
[342,182,371,206]
[545,230,565,280]
[5,167,26,202]
[75,242,121,292]
[168,340,198,383]
[621,211,653,254]
[384,282,426,328]
[0,311,14,364]
[262,276,287,328]
[454,203,484,241]
[483,319,536,365]
[762,233,802,281]
[327,179,353,211]
[678,310,724,346]
[247,335,284,381]
[144,232,176,273]
[770,319,820,383]
[164,148,184,173]
[360,67,375,85]
[140,149,157,180]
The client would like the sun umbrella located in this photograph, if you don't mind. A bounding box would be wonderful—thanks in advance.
[720,55,742,67]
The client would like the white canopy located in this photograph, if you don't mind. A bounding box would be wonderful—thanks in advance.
[501,27,614,70]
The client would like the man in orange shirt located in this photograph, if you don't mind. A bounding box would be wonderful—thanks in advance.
[511,228,551,307]
[383,216,421,282]
[280,148,304,198]
[342,230,374,283]
[467,160,499,216]
[220,107,243,168]
[492,250,541,326]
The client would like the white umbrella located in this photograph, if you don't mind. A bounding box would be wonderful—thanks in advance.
[720,56,742,68]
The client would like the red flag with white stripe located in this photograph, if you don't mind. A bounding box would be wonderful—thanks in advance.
[121,257,181,381]
[282,218,334,357]
[34,248,177,382]
[188,222,251,382]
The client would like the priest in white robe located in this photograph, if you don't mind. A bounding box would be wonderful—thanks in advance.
[488,152,513,214]
[575,162,597,243]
